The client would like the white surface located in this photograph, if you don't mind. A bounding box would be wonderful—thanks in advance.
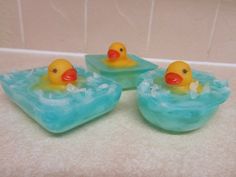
[0,49,235,177]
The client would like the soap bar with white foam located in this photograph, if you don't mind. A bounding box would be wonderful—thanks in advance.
[0,67,122,133]
[137,69,230,132]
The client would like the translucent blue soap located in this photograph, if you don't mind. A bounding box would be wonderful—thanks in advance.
[137,69,230,133]
[0,67,122,133]
[85,54,157,90]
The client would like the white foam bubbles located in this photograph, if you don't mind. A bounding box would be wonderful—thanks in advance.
[107,83,117,94]
[98,83,109,89]
[66,84,80,93]
[34,89,70,106]
[150,84,159,97]
[93,72,100,78]
[138,80,152,96]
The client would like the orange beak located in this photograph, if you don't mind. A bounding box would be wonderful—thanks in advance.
[107,49,120,61]
[61,68,77,83]
[165,72,183,85]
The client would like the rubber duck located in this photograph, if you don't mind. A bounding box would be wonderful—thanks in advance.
[164,61,203,94]
[104,42,137,68]
[34,59,77,91]
[48,59,77,85]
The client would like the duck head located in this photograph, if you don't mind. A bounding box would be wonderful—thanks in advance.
[48,59,77,85]
[165,61,193,87]
[107,42,127,62]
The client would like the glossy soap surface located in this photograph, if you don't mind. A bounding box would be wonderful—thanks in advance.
[0,67,122,133]
[85,54,157,90]
[137,69,230,132]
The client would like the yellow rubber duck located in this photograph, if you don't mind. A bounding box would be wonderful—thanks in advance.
[164,61,203,94]
[48,59,77,85]
[34,59,78,91]
[103,42,137,68]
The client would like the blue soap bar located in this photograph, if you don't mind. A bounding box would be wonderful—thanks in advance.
[85,54,157,90]
[0,67,122,133]
[137,69,230,133]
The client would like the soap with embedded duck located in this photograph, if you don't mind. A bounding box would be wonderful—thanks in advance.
[86,42,157,90]
[0,59,122,133]
[137,61,230,133]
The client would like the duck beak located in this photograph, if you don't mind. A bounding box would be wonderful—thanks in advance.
[62,68,77,82]
[165,72,183,85]
[107,49,120,61]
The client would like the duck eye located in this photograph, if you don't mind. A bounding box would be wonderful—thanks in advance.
[52,68,57,73]
[120,48,123,52]
[182,69,188,74]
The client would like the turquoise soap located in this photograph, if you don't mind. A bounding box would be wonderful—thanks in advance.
[0,67,122,133]
[137,69,230,133]
[85,54,157,90]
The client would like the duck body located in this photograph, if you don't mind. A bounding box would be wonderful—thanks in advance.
[103,42,137,68]
[164,61,203,94]
[34,59,78,91]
